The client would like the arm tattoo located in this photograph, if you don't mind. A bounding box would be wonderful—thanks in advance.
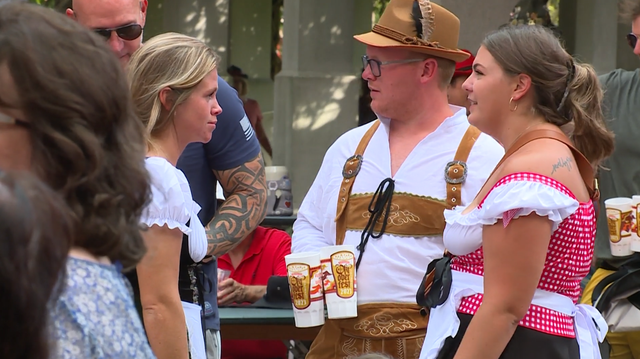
[551,157,573,174]
[207,153,268,257]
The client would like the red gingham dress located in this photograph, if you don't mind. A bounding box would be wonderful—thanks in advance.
[450,172,596,338]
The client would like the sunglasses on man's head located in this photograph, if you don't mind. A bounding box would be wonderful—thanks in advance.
[627,33,638,49]
[94,23,143,41]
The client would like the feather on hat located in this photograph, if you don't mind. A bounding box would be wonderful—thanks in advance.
[354,0,469,62]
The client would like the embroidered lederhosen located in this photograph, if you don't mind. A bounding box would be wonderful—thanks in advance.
[305,120,481,359]
[335,121,479,246]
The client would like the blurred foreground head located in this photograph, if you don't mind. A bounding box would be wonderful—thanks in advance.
[0,2,150,270]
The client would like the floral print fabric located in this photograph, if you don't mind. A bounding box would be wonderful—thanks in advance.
[50,257,155,359]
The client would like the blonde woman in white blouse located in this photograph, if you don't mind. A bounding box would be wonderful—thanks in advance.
[127,33,222,359]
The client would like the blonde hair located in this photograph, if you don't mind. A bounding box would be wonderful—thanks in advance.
[127,32,220,150]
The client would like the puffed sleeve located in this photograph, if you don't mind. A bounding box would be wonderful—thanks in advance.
[475,174,580,231]
[142,158,192,235]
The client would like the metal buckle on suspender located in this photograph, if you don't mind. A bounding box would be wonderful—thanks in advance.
[444,160,468,185]
[342,154,363,179]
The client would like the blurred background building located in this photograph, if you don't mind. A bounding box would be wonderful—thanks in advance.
[30,0,637,209]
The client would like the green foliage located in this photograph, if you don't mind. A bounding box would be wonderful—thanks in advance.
[547,0,560,25]
[373,0,560,27]
[373,0,390,24]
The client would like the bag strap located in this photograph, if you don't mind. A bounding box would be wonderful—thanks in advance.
[335,120,381,245]
[592,255,640,308]
[592,269,628,309]
[445,126,481,207]
[475,129,599,203]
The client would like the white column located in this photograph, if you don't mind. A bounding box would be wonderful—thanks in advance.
[433,0,515,52]
[572,0,618,73]
[560,0,637,73]
[228,0,275,165]
[162,0,231,70]
[273,0,370,208]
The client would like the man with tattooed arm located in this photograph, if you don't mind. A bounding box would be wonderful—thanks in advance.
[67,1,268,358]
[176,78,267,359]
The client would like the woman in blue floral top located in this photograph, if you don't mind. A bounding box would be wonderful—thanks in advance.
[0,4,155,358]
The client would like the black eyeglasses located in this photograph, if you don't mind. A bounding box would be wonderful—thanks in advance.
[362,55,425,78]
[94,23,143,41]
[0,113,29,128]
[627,33,638,49]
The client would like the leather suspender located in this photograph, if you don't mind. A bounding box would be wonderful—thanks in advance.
[334,122,481,245]
[445,126,481,207]
[335,121,381,246]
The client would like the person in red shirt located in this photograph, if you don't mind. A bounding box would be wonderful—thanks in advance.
[217,226,291,359]
[447,49,475,115]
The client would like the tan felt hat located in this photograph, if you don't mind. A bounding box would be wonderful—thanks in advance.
[354,0,470,63]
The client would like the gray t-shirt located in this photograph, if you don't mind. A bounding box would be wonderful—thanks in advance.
[595,69,640,267]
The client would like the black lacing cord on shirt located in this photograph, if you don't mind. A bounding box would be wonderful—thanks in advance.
[194,263,213,335]
[356,177,395,270]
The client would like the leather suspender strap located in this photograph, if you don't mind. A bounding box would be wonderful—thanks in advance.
[536,130,599,201]
[445,126,481,207]
[477,129,599,202]
[335,120,381,245]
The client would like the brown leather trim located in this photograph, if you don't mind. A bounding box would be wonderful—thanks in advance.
[335,123,483,244]
[344,193,448,237]
[477,129,598,202]
[335,120,381,245]
[372,23,444,49]
[446,126,481,207]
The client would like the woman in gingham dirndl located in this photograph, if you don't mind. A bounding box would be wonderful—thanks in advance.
[419,25,615,359]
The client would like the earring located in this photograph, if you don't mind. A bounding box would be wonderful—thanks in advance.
[509,97,518,112]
